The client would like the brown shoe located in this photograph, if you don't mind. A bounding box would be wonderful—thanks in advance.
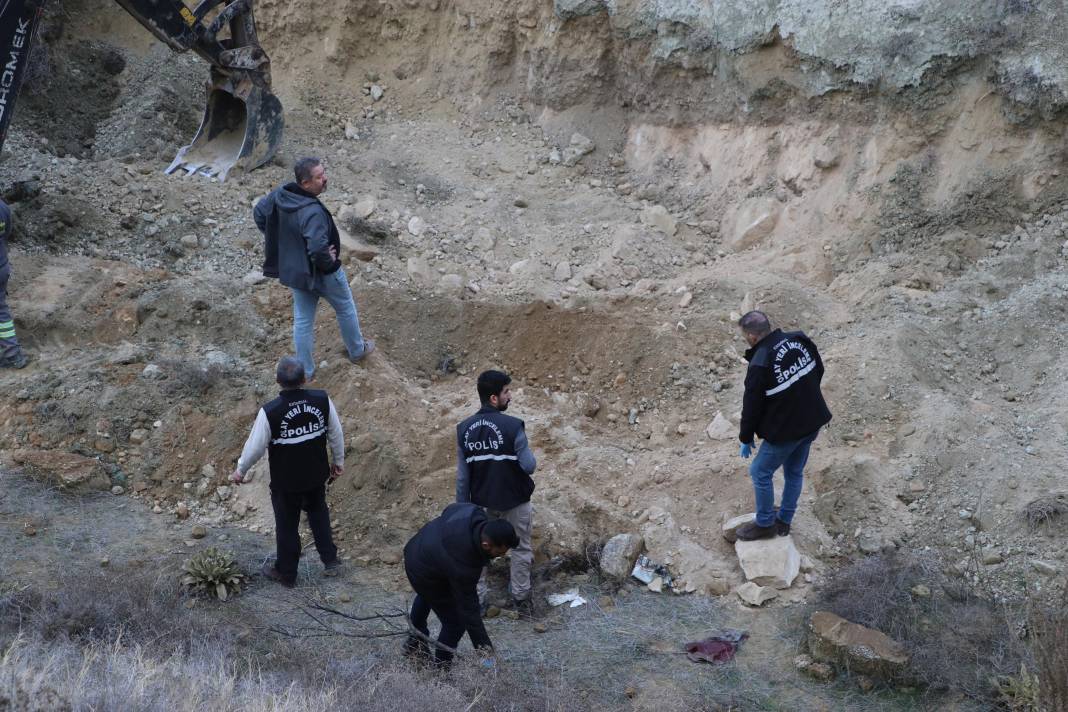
[261,563,296,588]
[735,521,778,541]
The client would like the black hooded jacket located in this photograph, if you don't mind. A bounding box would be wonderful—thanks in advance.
[253,183,341,290]
[739,329,832,444]
[403,503,493,649]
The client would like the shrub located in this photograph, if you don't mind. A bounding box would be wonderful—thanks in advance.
[181,548,246,601]
[815,552,1028,700]
[1023,494,1068,531]
[1030,585,1068,712]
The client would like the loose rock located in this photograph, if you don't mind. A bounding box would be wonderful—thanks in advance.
[735,535,801,588]
[599,533,644,579]
[808,611,909,680]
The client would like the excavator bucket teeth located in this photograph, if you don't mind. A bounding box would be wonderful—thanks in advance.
[166,81,283,181]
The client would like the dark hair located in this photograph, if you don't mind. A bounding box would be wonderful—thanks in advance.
[477,370,511,404]
[483,519,519,549]
[275,356,305,389]
[738,310,772,337]
[294,157,321,184]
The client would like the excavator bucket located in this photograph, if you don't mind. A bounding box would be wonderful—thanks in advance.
[166,71,283,181]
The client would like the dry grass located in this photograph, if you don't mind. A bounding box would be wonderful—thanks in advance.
[0,564,587,712]
[815,552,1028,701]
[1030,585,1068,712]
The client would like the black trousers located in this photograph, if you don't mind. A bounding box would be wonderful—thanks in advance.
[406,573,467,665]
[270,485,338,583]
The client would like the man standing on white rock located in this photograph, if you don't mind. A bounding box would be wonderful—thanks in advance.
[456,370,537,616]
[253,157,374,381]
[735,311,831,541]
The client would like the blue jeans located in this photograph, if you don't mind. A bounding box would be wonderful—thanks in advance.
[749,431,819,526]
[290,268,366,379]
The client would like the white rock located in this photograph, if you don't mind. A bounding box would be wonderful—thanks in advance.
[406,256,432,284]
[215,485,231,501]
[730,197,781,250]
[548,148,562,165]
[641,204,677,237]
[735,535,801,589]
[678,292,693,308]
[179,234,199,248]
[241,270,267,286]
[736,581,779,606]
[370,84,384,101]
[141,364,164,380]
[722,512,756,543]
[599,533,644,579]
[705,412,735,441]
[439,273,465,297]
[472,227,496,250]
[813,144,840,169]
[554,262,573,281]
[407,216,427,236]
[344,122,360,140]
[562,133,595,166]
[508,259,529,275]
[353,196,376,218]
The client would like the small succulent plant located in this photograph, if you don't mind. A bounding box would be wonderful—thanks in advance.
[181,547,246,601]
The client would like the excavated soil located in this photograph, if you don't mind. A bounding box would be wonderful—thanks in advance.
[1,0,1067,707]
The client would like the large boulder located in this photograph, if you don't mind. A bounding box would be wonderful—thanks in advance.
[734,535,801,588]
[600,533,644,579]
[808,611,909,680]
[10,450,109,492]
[729,196,781,250]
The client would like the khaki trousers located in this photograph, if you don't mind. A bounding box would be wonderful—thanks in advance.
[478,501,533,602]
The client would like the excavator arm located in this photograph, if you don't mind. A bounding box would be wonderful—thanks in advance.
[0,0,283,180]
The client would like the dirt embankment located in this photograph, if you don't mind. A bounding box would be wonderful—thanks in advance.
[0,0,1065,604]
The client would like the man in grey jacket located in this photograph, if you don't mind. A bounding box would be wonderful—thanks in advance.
[253,157,374,380]
[0,200,28,369]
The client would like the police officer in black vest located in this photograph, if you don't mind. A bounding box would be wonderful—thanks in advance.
[230,356,345,586]
[456,370,537,614]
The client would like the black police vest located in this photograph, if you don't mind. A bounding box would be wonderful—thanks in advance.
[263,388,331,492]
[457,407,533,511]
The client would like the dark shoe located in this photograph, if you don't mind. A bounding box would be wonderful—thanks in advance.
[349,339,376,364]
[323,559,341,577]
[775,519,791,536]
[0,352,28,369]
[735,521,778,541]
[261,563,296,588]
[511,597,535,618]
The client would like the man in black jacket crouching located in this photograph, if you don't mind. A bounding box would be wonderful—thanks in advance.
[403,503,519,667]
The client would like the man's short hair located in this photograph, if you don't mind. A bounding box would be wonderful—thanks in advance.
[738,310,772,337]
[483,519,520,549]
[294,157,321,184]
[477,369,511,404]
[276,356,305,388]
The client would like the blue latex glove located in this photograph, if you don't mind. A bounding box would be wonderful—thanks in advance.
[739,443,753,459]
[480,656,498,671]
